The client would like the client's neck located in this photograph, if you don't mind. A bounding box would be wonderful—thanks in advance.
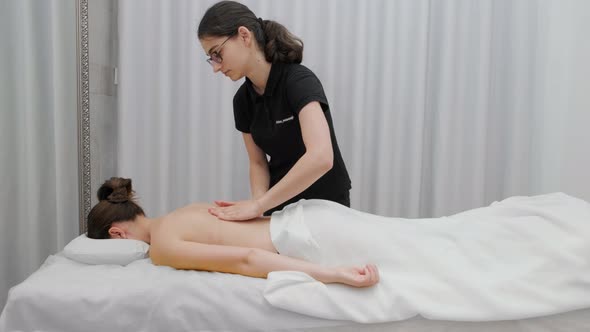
[133,214,153,244]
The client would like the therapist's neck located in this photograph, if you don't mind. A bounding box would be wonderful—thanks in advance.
[247,52,271,95]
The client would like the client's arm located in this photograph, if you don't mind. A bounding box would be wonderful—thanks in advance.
[150,241,379,288]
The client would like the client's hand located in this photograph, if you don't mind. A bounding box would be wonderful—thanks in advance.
[333,264,380,287]
[208,199,264,221]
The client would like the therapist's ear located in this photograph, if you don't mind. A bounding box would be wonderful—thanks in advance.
[237,26,252,45]
[108,226,127,239]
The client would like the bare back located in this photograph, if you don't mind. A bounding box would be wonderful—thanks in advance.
[150,203,277,253]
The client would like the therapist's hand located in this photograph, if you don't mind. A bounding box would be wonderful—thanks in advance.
[208,199,264,221]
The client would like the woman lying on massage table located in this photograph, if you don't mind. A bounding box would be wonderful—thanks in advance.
[88,177,590,322]
[87,177,379,288]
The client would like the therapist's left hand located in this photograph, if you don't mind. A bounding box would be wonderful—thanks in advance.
[208,199,264,221]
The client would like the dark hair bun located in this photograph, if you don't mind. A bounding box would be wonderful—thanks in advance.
[97,177,134,203]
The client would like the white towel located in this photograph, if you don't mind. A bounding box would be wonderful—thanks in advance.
[265,193,590,323]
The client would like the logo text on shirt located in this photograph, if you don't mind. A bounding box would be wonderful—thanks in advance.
[276,116,294,124]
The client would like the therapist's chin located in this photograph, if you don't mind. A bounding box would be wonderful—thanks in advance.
[224,70,243,81]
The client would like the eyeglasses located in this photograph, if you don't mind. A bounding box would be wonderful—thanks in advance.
[206,35,233,66]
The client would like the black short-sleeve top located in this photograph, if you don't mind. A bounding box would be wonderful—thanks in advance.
[233,63,351,208]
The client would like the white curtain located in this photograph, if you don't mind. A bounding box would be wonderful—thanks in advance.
[0,1,79,308]
[117,0,590,219]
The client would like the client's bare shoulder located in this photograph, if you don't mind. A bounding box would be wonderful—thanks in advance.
[151,202,220,245]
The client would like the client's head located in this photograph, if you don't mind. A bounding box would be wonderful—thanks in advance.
[87,177,146,240]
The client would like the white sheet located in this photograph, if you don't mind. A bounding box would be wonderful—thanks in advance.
[265,192,590,323]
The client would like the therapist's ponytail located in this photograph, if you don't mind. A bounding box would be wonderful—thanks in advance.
[198,1,303,64]
[259,19,304,64]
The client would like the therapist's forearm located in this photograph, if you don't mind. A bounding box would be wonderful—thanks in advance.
[249,161,270,199]
[257,151,332,212]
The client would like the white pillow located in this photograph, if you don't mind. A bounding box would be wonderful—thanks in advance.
[62,234,150,265]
